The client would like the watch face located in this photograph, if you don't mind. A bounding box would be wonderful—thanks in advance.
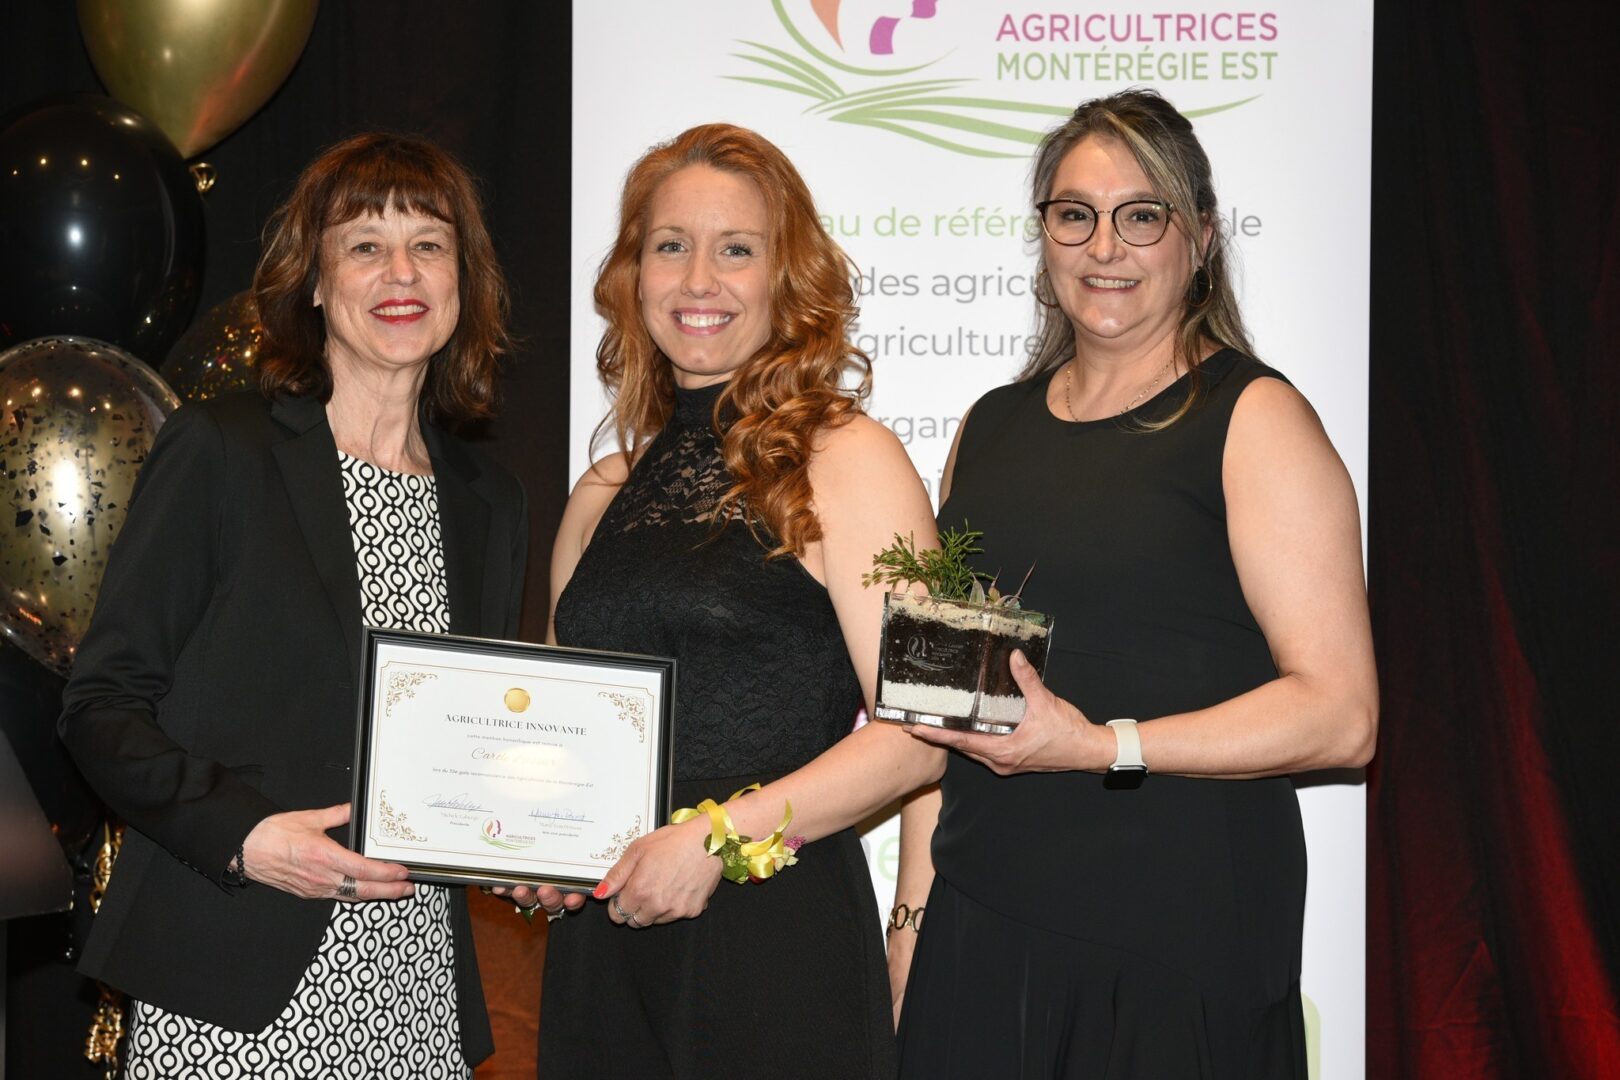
[1103,766,1148,791]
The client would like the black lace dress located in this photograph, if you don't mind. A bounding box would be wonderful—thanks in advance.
[539,382,897,1079]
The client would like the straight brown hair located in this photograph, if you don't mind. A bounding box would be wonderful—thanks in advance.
[253,132,511,426]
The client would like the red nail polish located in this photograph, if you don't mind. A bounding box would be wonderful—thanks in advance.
[592,882,608,899]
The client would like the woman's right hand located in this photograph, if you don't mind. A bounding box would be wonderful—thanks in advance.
[241,802,415,902]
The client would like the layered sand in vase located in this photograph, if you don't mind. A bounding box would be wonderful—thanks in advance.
[876,593,1052,733]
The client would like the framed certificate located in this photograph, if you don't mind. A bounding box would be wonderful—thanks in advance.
[351,627,675,888]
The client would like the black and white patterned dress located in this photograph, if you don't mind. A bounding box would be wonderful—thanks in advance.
[125,452,468,1080]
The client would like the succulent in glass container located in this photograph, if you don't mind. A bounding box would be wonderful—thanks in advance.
[864,525,1051,735]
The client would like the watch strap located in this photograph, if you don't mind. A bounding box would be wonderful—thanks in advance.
[1106,718,1146,772]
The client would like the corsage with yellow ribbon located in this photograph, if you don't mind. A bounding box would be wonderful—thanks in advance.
[670,783,804,884]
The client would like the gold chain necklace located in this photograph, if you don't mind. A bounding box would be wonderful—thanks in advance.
[1062,358,1176,421]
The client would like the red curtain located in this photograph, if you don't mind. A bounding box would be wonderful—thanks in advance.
[1367,2,1620,1075]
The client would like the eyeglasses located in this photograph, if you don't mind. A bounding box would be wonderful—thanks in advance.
[1034,199,1175,247]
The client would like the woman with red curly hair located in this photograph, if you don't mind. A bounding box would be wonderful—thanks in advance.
[517,124,945,1077]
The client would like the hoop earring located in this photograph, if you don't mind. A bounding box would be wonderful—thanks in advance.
[1034,268,1061,309]
[1187,265,1214,309]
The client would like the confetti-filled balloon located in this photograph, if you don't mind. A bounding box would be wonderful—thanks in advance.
[162,290,264,402]
[0,337,180,676]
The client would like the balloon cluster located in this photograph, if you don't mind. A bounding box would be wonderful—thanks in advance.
[77,0,320,161]
[0,338,180,675]
[0,95,204,361]
[162,291,265,401]
[0,4,315,683]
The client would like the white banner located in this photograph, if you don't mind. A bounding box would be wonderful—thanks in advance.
[572,4,1370,1075]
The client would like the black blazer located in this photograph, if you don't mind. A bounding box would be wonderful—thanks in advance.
[58,391,527,1063]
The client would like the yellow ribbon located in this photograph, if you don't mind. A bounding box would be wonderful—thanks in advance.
[671,783,798,884]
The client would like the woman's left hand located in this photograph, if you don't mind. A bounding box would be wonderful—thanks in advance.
[591,816,724,928]
[906,650,1112,775]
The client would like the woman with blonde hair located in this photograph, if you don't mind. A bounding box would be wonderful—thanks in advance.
[889,88,1377,1079]
[517,123,944,1078]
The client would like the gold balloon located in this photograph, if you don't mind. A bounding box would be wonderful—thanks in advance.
[77,0,320,159]
[0,337,180,676]
[162,291,264,402]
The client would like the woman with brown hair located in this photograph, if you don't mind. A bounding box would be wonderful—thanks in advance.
[514,123,944,1077]
[59,132,527,1077]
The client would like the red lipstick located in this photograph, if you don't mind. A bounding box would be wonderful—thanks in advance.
[370,298,430,324]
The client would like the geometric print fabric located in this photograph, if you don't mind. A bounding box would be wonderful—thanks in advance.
[124,452,465,1079]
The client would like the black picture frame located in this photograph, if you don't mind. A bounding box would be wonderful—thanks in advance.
[350,627,676,888]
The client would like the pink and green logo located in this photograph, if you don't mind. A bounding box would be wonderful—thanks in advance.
[731,1,1258,157]
[810,0,941,60]
[480,816,529,851]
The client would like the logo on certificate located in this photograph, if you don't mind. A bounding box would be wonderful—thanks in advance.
[481,816,535,851]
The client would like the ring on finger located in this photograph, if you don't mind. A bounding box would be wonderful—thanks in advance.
[337,875,358,900]
[625,911,643,929]
[611,896,636,923]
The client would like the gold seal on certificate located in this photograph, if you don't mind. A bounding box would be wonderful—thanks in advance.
[351,628,676,888]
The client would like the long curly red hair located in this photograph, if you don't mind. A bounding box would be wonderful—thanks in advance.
[594,123,869,559]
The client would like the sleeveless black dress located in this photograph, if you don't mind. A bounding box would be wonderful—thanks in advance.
[540,382,897,1079]
[897,351,1308,1080]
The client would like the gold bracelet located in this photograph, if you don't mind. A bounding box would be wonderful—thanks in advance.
[888,902,925,933]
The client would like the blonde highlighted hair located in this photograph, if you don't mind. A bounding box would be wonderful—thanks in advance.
[594,123,869,558]
[1023,88,1256,427]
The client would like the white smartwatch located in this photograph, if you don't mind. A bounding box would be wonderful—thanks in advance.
[1104,718,1148,789]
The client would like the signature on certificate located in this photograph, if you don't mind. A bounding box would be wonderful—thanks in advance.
[528,808,591,823]
[423,792,490,811]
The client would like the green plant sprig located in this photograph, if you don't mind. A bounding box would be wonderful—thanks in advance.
[863,524,995,603]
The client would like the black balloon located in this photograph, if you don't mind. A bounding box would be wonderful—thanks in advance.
[0,94,204,364]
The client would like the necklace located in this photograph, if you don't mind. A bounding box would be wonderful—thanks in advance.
[1061,358,1177,421]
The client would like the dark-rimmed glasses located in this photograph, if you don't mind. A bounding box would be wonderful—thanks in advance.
[1035,199,1175,247]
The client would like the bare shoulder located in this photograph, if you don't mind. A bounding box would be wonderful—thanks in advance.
[1224,373,1356,510]
[1229,375,1326,441]
[559,451,632,550]
[806,413,933,554]
[809,413,916,491]
[574,449,633,492]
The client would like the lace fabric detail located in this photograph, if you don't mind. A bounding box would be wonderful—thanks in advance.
[555,383,863,782]
[598,423,733,534]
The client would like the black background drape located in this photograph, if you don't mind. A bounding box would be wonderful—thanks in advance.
[6,1,1620,1076]
[1,4,570,1076]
